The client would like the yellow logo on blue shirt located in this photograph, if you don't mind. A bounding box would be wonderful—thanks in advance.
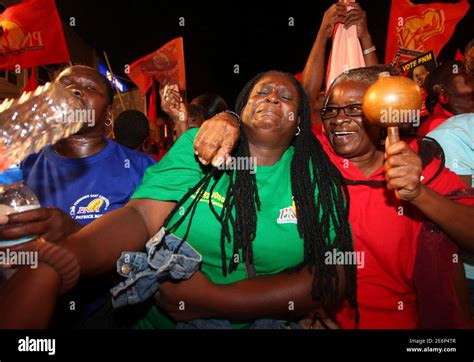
[70,194,111,221]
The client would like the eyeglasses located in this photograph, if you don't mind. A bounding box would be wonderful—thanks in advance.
[320,103,364,119]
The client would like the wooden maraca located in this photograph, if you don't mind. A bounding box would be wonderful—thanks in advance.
[362,72,422,145]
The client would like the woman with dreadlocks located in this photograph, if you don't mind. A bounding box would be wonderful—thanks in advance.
[56,70,355,329]
[192,66,474,329]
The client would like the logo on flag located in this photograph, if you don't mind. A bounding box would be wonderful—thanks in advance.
[385,0,470,67]
[128,37,186,96]
[0,0,70,70]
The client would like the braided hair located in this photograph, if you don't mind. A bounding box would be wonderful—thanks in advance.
[164,71,356,310]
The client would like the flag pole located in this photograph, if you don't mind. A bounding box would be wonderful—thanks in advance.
[144,90,147,115]
[103,50,126,111]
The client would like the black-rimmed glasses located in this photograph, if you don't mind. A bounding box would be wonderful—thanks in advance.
[320,103,364,119]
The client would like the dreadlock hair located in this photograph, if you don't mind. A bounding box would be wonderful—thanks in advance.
[163,70,356,311]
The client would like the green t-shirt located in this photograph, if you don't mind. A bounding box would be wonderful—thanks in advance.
[131,128,337,328]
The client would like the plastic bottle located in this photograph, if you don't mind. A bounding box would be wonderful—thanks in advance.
[0,167,40,247]
[0,82,87,171]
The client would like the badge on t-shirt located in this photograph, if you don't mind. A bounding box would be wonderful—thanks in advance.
[69,194,111,221]
[277,197,298,224]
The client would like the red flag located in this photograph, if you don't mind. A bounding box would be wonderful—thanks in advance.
[23,67,38,92]
[0,0,70,70]
[385,0,470,67]
[128,37,186,97]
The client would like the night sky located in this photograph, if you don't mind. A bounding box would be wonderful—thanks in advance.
[57,0,474,107]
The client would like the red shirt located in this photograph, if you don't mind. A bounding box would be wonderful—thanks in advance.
[417,103,454,136]
[311,123,323,136]
[148,149,169,162]
[317,134,469,329]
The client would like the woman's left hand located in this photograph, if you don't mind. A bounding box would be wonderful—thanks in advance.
[384,139,423,202]
[154,271,217,322]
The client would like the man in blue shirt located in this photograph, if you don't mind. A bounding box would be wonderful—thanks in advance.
[0,65,154,328]
[21,136,154,226]
[0,65,154,242]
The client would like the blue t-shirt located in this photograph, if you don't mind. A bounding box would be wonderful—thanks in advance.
[21,138,155,225]
[428,113,474,280]
[427,113,473,187]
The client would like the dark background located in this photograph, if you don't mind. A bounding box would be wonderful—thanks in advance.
[57,0,474,107]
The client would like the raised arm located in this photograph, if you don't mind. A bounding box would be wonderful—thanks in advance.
[160,83,190,139]
[344,2,379,66]
[301,3,346,109]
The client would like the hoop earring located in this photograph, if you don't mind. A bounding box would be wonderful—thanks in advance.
[104,113,113,127]
[295,126,301,136]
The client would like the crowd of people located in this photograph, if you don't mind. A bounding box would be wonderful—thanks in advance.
[0,2,473,330]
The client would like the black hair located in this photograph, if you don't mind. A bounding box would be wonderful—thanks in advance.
[191,93,228,120]
[165,71,356,313]
[187,104,206,127]
[114,110,150,150]
[464,38,474,56]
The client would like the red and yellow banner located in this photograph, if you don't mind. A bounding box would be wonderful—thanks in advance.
[0,0,70,70]
[128,37,186,96]
[385,0,469,67]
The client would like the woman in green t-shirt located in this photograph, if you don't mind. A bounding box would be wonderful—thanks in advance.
[59,70,355,328]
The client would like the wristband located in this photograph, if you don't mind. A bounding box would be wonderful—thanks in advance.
[222,110,240,124]
[362,45,376,55]
[223,110,240,120]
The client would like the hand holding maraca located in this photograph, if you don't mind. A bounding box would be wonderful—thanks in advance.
[384,139,423,202]
[362,73,423,200]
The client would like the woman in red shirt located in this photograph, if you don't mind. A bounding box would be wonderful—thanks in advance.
[318,66,473,328]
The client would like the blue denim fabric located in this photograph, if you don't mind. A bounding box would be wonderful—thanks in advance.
[176,318,303,329]
[110,227,202,308]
